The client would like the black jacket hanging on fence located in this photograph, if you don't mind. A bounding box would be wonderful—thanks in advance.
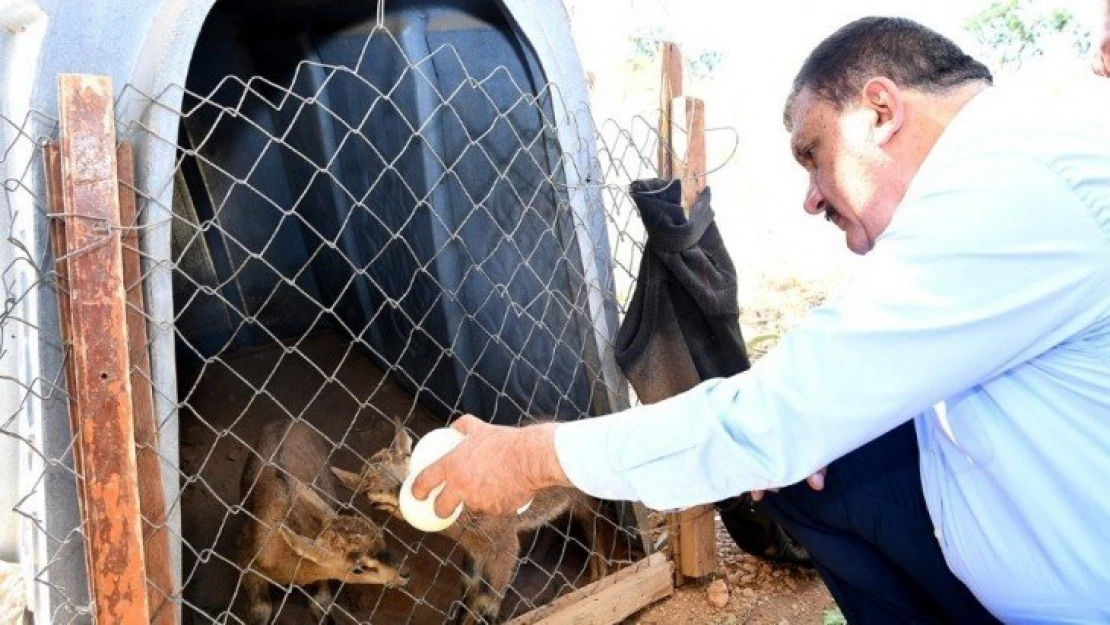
[614,178,810,566]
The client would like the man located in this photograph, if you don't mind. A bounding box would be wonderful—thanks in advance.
[413,17,1110,623]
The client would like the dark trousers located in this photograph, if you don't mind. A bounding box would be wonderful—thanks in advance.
[762,422,1000,625]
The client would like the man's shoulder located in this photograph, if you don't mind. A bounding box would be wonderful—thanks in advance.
[909,80,1110,242]
[993,77,1110,241]
[980,76,1110,155]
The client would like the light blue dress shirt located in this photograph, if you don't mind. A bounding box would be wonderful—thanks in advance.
[553,79,1110,622]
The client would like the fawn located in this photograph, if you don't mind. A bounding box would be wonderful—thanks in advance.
[331,417,612,625]
[238,420,409,624]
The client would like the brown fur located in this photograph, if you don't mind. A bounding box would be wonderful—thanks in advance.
[332,417,611,624]
[238,420,408,624]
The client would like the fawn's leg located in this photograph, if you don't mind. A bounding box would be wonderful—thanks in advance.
[309,581,335,624]
[572,501,611,581]
[459,536,519,625]
[242,570,273,625]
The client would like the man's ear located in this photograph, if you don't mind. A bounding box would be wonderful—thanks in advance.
[861,77,903,146]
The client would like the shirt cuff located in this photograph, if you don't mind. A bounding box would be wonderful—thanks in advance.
[552,411,640,502]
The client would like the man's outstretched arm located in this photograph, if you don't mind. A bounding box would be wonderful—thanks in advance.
[412,152,1105,516]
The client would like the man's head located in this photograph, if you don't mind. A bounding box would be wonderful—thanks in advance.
[784,17,993,254]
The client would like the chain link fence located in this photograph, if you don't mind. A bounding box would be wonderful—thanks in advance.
[0,16,714,625]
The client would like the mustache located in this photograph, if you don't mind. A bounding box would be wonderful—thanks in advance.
[823,205,840,222]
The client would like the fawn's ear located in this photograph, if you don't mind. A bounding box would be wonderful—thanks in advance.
[278,525,330,565]
[331,466,365,494]
[290,480,335,518]
[391,417,413,455]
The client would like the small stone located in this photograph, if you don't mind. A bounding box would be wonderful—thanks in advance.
[783,576,798,591]
[778,619,790,625]
[741,587,756,598]
[726,571,741,585]
[741,573,756,583]
[706,579,729,609]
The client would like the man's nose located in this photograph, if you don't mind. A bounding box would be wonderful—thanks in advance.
[803,181,826,215]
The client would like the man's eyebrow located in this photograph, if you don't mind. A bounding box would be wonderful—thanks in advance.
[790,134,810,162]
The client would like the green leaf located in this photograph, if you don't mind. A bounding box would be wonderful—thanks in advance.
[964,0,1089,69]
[823,607,848,625]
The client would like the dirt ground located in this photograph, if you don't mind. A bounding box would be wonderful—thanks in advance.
[627,515,837,625]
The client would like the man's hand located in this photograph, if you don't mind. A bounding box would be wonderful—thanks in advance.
[410,414,572,517]
[750,467,827,502]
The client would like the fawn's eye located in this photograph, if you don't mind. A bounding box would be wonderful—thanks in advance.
[351,563,377,576]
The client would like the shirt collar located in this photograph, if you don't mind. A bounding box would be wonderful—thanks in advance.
[900,85,1000,207]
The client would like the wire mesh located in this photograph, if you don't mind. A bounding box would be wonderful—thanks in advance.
[0,17,723,625]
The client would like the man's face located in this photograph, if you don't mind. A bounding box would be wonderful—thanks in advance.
[788,87,903,255]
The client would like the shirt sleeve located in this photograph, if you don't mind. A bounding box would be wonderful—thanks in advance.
[553,152,1109,511]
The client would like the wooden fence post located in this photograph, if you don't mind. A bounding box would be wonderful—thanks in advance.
[656,43,717,582]
[657,41,683,180]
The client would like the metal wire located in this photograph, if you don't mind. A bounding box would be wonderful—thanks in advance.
[0,21,731,624]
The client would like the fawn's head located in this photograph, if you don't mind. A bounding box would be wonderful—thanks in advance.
[278,484,409,586]
[331,416,412,513]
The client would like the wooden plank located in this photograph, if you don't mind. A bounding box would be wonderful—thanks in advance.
[507,553,673,625]
[45,142,97,601]
[667,93,716,577]
[57,73,151,624]
[665,511,683,585]
[656,41,683,178]
[655,41,692,585]
[629,501,655,560]
[673,96,706,212]
[658,83,717,579]
[678,504,716,579]
[46,143,82,489]
[117,142,177,624]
